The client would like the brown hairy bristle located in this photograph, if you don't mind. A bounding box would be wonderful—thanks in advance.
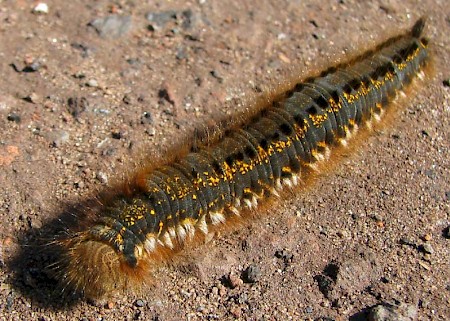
[53,18,430,299]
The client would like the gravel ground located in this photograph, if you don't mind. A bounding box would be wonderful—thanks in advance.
[0,1,449,320]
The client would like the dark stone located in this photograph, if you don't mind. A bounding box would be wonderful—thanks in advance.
[242,264,261,283]
[7,113,21,123]
[275,249,294,263]
[443,225,450,239]
[22,60,42,72]
[122,94,131,104]
[314,274,334,298]
[146,10,177,31]
[314,259,376,301]
[111,131,123,140]
[419,243,434,254]
[67,97,88,118]
[368,302,417,321]
[89,15,132,38]
[71,42,93,58]
[181,9,195,29]
[210,70,223,83]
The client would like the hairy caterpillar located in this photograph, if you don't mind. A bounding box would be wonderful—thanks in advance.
[53,18,430,299]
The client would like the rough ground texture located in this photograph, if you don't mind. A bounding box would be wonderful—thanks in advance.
[0,0,449,320]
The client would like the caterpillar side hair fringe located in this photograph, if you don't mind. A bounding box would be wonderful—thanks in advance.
[51,18,430,298]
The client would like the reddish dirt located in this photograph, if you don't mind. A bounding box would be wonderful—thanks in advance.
[0,1,449,320]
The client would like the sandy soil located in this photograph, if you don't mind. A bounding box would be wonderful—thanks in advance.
[0,0,449,320]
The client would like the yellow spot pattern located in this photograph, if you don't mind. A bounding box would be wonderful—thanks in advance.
[109,34,428,257]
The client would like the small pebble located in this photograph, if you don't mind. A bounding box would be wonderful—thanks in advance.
[86,79,98,87]
[372,213,384,223]
[6,292,14,310]
[24,93,40,104]
[72,71,86,79]
[277,32,287,40]
[236,293,248,304]
[141,111,153,125]
[51,130,70,147]
[275,249,294,263]
[145,128,156,136]
[421,130,430,137]
[443,78,450,87]
[179,289,190,298]
[368,302,417,321]
[418,260,431,270]
[336,229,348,238]
[96,171,108,184]
[7,113,21,123]
[210,70,223,83]
[176,47,188,60]
[242,263,261,283]
[227,272,243,289]
[443,226,450,239]
[67,97,88,117]
[421,243,434,254]
[399,237,415,247]
[218,285,227,297]
[135,299,145,307]
[146,10,177,31]
[423,234,432,241]
[74,180,84,189]
[181,9,195,29]
[23,60,42,72]
[71,43,92,58]
[126,58,140,66]
[111,130,123,140]
[315,274,334,297]
[89,15,132,38]
[33,3,48,14]
[158,84,176,106]
[211,286,219,296]
[278,52,291,63]
[122,94,131,104]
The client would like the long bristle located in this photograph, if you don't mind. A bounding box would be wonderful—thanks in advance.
[53,18,430,299]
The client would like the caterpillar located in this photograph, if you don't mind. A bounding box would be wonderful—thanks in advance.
[53,18,430,299]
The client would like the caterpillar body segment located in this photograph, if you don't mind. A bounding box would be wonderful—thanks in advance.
[56,19,429,298]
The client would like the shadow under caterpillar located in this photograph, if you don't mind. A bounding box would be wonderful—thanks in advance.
[51,18,430,299]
